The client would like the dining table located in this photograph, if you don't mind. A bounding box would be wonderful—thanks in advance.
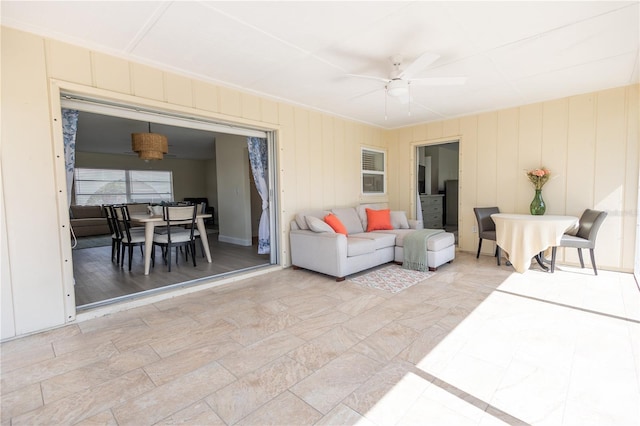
[490,213,579,273]
[130,213,213,275]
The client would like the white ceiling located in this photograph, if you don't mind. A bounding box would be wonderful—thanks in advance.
[2,1,639,131]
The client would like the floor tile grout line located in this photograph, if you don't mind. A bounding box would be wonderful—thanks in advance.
[495,289,640,324]
[410,366,532,426]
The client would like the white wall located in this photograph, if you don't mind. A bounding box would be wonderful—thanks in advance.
[215,134,252,246]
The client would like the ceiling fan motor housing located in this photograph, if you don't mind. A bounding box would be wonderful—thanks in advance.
[386,79,409,97]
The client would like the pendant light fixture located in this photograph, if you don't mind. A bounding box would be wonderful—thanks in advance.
[131,122,168,160]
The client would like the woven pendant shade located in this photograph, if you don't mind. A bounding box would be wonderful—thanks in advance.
[131,132,168,160]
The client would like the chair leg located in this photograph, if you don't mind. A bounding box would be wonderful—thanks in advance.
[589,249,598,275]
[551,247,557,273]
[128,245,133,271]
[167,244,172,272]
[120,245,125,268]
[577,248,585,268]
[191,243,197,267]
[496,245,501,266]
[476,239,483,258]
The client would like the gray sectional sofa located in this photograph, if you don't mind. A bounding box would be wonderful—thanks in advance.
[289,204,455,281]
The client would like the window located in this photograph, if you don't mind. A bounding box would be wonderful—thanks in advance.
[361,148,386,195]
[74,168,173,205]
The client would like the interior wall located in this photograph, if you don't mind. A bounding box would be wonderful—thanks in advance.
[215,134,252,246]
[388,84,639,272]
[75,152,208,203]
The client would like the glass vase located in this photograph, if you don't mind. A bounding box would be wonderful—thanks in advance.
[530,189,546,215]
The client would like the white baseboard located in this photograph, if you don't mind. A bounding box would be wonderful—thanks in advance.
[218,234,252,246]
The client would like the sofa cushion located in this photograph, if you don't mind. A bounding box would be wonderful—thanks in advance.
[332,207,364,234]
[324,213,348,235]
[390,211,410,229]
[295,210,330,230]
[356,203,388,230]
[426,232,455,251]
[306,216,335,233]
[375,229,419,247]
[365,208,393,232]
[349,232,396,250]
[346,237,376,257]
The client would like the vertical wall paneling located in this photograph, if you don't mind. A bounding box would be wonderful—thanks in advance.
[496,108,519,214]
[293,108,311,210]
[459,116,478,253]
[308,111,323,206]
[45,39,93,86]
[164,73,193,107]
[566,93,597,215]
[476,112,498,208]
[517,104,544,212]
[218,86,242,117]
[131,63,164,101]
[261,98,279,125]
[541,99,569,215]
[193,81,219,113]
[594,87,627,268]
[2,28,67,335]
[1,168,16,339]
[241,93,261,122]
[332,119,349,208]
[92,52,132,94]
[321,115,336,208]
[624,86,639,270]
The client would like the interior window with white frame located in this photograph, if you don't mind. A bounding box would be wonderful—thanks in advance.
[361,147,386,195]
[74,167,173,205]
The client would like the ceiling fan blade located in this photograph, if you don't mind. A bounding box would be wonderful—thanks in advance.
[346,73,390,84]
[349,87,383,101]
[398,52,440,79]
[410,76,467,86]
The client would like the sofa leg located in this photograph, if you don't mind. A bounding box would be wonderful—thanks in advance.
[336,277,345,282]
[429,267,437,272]
[292,265,300,270]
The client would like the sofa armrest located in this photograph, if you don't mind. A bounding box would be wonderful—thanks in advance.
[409,219,423,229]
[289,229,348,278]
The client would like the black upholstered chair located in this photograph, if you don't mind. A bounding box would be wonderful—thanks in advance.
[550,209,607,275]
[473,207,500,261]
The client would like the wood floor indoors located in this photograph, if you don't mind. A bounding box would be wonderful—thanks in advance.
[2,252,639,425]
[72,236,270,307]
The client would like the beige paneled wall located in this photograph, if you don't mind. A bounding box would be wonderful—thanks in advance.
[0,27,385,339]
[389,85,639,272]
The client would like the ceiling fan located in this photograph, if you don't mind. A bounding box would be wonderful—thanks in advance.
[347,52,466,117]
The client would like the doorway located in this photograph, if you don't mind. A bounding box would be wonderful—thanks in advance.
[62,97,279,310]
[416,141,459,244]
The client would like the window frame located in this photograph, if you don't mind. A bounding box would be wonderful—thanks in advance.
[361,147,387,196]
[73,167,174,205]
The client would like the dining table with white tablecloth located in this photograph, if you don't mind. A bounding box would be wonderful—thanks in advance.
[490,213,579,273]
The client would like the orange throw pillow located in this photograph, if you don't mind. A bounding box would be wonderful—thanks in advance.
[366,208,393,232]
[324,213,348,235]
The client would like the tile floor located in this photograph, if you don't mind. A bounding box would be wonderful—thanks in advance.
[2,252,639,425]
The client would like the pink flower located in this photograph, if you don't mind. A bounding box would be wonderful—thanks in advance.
[532,169,545,177]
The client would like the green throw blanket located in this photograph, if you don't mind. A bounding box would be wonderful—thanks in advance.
[402,229,445,272]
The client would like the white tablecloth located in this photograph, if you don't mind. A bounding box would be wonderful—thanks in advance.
[491,213,578,273]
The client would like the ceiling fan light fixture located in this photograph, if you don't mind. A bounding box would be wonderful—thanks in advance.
[386,79,409,97]
[131,122,168,160]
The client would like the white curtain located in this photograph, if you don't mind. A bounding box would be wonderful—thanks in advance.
[62,109,79,206]
[247,137,270,254]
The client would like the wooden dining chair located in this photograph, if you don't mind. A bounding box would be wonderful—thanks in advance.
[115,205,146,271]
[152,204,198,272]
[550,209,607,274]
[473,207,500,262]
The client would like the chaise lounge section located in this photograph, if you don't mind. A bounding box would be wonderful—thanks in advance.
[290,204,455,281]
